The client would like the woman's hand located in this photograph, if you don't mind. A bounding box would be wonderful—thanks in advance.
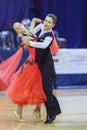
[31,18,43,23]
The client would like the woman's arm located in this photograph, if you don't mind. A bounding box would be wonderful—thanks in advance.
[28,18,43,34]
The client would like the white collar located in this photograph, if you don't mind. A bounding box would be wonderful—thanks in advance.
[39,24,52,36]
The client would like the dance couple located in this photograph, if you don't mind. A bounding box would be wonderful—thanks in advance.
[0,13,61,124]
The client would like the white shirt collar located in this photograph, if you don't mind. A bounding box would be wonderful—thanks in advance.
[39,24,52,36]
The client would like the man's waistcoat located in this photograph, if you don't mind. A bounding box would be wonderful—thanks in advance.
[36,32,53,63]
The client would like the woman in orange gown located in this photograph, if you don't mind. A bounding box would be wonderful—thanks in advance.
[0,20,59,122]
[5,22,46,122]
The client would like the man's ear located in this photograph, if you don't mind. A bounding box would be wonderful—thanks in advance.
[52,24,55,28]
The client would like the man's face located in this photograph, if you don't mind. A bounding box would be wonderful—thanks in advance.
[43,16,55,30]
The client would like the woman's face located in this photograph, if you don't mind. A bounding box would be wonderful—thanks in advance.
[13,22,26,34]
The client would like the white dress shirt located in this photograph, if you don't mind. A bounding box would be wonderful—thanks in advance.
[29,24,53,49]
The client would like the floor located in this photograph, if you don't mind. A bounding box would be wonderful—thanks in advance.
[0,89,87,130]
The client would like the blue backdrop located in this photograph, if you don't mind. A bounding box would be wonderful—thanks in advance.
[0,0,87,48]
[0,0,30,30]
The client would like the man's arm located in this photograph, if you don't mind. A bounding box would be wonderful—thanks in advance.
[29,37,53,49]
[23,17,53,49]
[24,18,53,49]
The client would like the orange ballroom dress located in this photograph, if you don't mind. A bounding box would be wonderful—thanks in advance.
[0,47,23,91]
[6,47,46,106]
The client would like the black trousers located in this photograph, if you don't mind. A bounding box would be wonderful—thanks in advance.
[38,58,61,117]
